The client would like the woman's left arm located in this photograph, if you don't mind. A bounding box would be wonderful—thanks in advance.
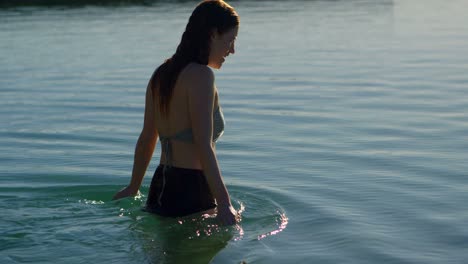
[113,80,159,200]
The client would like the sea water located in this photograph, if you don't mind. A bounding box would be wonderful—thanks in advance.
[1,0,468,263]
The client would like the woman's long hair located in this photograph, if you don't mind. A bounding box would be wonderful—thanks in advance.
[152,0,239,116]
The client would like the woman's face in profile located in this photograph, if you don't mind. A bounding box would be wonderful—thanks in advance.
[208,26,239,69]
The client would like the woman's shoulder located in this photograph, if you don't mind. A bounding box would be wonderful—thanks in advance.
[181,62,215,85]
[181,63,216,101]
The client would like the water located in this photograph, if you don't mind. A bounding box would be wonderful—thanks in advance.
[1,0,468,263]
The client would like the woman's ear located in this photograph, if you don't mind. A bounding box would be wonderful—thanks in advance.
[210,28,220,40]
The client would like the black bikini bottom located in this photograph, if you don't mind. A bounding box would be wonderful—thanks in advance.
[144,165,216,217]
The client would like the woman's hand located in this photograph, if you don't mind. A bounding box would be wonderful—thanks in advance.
[112,186,139,200]
[216,204,239,226]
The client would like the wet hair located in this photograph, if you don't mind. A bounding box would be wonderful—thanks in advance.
[152,0,239,116]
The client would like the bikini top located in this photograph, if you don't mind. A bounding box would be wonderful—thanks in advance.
[159,105,225,167]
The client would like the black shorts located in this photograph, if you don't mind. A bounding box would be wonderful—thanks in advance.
[144,165,216,217]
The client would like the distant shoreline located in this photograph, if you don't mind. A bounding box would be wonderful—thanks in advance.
[0,0,186,8]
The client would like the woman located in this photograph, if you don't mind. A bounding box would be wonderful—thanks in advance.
[113,0,239,226]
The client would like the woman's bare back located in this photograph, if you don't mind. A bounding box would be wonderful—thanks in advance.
[153,63,219,169]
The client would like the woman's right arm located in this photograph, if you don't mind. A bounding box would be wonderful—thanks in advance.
[113,80,159,200]
[186,64,237,225]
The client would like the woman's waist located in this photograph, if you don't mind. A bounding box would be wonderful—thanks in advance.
[157,163,203,174]
[159,150,205,170]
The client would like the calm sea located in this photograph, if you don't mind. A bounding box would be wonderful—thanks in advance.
[1,0,468,263]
